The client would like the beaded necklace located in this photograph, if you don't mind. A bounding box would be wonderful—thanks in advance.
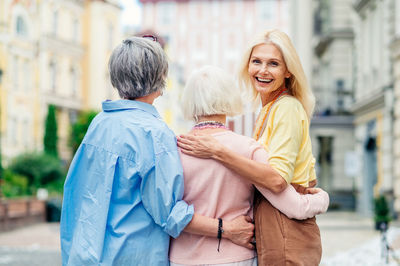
[253,89,289,140]
[193,121,229,130]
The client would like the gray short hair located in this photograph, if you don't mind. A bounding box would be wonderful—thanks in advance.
[108,36,168,99]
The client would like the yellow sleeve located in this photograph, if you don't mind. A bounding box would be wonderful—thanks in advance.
[309,157,317,182]
[266,100,304,183]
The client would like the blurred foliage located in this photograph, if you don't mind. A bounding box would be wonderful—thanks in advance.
[8,152,65,190]
[374,195,392,223]
[69,110,98,154]
[44,105,58,158]
[2,169,30,198]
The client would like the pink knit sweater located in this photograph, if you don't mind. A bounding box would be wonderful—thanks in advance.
[169,131,329,265]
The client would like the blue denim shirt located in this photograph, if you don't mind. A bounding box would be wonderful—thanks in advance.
[60,99,194,266]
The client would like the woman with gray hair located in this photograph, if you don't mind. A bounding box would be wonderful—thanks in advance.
[169,65,329,266]
[60,37,254,266]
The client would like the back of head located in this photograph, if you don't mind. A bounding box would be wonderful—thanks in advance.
[108,36,168,99]
[181,65,243,121]
[239,29,315,119]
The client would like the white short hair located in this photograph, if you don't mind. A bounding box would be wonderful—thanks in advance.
[181,65,244,121]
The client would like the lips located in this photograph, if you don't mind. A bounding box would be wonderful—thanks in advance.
[256,77,273,83]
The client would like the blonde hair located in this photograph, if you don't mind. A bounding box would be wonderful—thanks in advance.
[181,65,243,121]
[238,29,315,119]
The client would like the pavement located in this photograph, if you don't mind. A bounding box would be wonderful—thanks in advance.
[0,211,399,265]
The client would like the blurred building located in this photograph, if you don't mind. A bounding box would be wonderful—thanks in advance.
[391,0,400,214]
[138,0,290,134]
[0,0,121,163]
[310,0,356,209]
[352,0,396,215]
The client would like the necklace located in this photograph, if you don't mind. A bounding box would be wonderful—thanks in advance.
[193,121,229,130]
[253,89,289,140]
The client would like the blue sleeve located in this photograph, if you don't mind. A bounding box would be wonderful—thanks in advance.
[140,138,194,238]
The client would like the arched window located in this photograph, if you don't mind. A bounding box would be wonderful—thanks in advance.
[16,16,28,37]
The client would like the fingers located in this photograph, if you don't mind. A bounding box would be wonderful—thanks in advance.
[246,243,255,250]
[244,216,253,223]
[177,136,194,146]
[179,134,199,141]
[306,187,322,194]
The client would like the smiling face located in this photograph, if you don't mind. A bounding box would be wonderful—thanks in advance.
[248,43,291,103]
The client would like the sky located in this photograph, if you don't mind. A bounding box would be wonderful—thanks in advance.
[119,0,142,27]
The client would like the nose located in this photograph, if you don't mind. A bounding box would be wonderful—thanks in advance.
[259,63,269,74]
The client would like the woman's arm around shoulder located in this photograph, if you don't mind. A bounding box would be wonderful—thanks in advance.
[177,133,287,193]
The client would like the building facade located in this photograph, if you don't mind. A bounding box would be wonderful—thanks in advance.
[310,0,356,209]
[0,0,121,163]
[139,0,290,135]
[352,0,396,215]
[392,0,400,214]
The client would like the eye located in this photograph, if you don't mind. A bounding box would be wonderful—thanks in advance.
[269,61,279,66]
[251,59,261,64]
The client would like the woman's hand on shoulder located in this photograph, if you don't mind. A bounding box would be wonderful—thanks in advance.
[177,133,223,159]
[223,216,255,250]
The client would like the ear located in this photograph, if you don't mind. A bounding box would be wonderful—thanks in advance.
[285,71,291,79]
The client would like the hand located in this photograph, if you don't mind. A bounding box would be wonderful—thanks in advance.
[308,179,317,187]
[305,187,323,194]
[291,183,308,194]
[177,133,223,159]
[223,216,255,250]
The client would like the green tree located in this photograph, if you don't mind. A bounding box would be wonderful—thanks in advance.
[69,110,98,154]
[44,105,58,157]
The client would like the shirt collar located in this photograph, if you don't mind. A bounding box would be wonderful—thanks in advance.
[102,99,161,118]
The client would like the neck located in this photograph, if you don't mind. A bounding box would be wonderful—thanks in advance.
[196,115,227,124]
[134,90,161,105]
[261,87,287,106]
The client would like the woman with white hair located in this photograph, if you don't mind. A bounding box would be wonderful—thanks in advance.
[178,30,326,265]
[170,65,328,266]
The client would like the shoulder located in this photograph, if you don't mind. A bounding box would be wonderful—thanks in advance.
[272,96,307,120]
[217,131,264,157]
[275,96,303,111]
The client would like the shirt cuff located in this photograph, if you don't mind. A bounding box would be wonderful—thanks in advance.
[165,200,194,238]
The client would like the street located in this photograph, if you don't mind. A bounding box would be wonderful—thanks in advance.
[0,211,399,265]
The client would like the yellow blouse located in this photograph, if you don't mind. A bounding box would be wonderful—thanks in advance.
[253,96,316,186]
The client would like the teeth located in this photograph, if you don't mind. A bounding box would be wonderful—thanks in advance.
[257,77,272,83]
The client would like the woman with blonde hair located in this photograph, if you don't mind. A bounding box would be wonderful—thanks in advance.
[178,30,324,265]
[172,65,328,266]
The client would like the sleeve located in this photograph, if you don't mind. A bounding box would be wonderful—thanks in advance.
[140,136,194,239]
[251,142,329,220]
[309,157,317,182]
[256,185,329,220]
[267,101,304,183]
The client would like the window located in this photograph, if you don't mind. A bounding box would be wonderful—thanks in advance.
[53,11,59,36]
[8,116,17,145]
[70,67,77,96]
[157,2,175,25]
[23,59,30,92]
[108,23,114,51]
[12,55,19,90]
[49,61,57,92]
[257,0,275,20]
[72,18,79,42]
[23,120,30,148]
[16,16,28,37]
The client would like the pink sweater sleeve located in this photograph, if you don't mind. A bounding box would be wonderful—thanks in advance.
[255,185,329,220]
[251,143,329,220]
